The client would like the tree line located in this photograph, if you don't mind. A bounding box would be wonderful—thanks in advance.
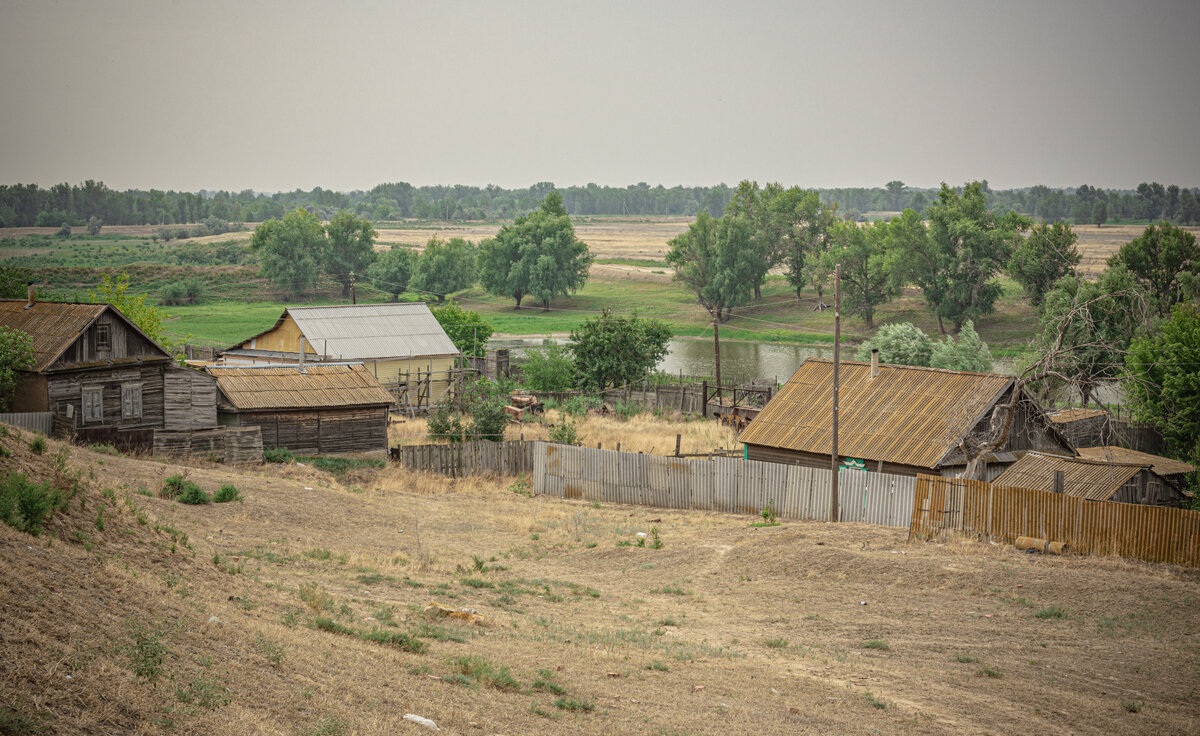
[4,178,1200,228]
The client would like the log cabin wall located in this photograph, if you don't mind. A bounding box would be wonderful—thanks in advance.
[227,406,388,455]
[47,364,166,430]
[163,366,218,429]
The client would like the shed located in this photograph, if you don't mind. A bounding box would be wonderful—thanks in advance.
[739,358,1073,478]
[219,303,460,410]
[208,363,394,456]
[0,296,216,433]
[992,451,1185,506]
[1046,408,1112,448]
[1076,446,1196,490]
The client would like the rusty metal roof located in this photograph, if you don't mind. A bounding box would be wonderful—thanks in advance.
[1077,446,1196,478]
[232,303,459,360]
[992,452,1146,501]
[739,359,1014,469]
[0,299,174,372]
[207,364,395,411]
[1046,408,1109,424]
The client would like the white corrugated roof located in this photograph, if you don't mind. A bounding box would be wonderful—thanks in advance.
[286,303,459,360]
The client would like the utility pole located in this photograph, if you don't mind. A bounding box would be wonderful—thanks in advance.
[350,271,356,305]
[713,315,722,406]
[831,264,841,522]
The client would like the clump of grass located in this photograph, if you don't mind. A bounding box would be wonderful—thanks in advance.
[175,674,231,709]
[1121,699,1143,713]
[253,634,285,666]
[861,640,890,650]
[0,471,64,535]
[645,660,670,671]
[161,473,209,503]
[28,435,47,455]
[304,548,333,561]
[650,585,689,596]
[460,577,495,589]
[532,668,567,694]
[314,617,427,653]
[178,483,211,505]
[263,447,294,463]
[213,484,242,503]
[975,667,1003,679]
[864,691,886,710]
[1034,606,1067,619]
[449,655,521,691]
[955,653,979,663]
[126,624,168,683]
[763,638,789,649]
[554,696,595,712]
[298,582,333,612]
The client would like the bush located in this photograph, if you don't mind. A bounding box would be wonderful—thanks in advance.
[561,395,600,417]
[158,277,207,306]
[520,343,576,391]
[178,484,211,505]
[0,471,61,535]
[28,434,46,455]
[427,404,466,443]
[56,223,72,237]
[213,484,242,503]
[548,419,580,445]
[160,473,208,504]
[263,447,294,463]
[86,216,103,236]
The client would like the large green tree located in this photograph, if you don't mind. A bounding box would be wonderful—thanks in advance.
[896,182,1028,334]
[325,211,377,297]
[412,237,477,303]
[0,326,34,411]
[249,209,324,298]
[1107,222,1200,319]
[855,322,933,367]
[1007,221,1081,307]
[665,211,757,321]
[928,320,993,372]
[830,220,897,328]
[366,247,413,301]
[1126,302,1200,462]
[722,180,779,300]
[431,300,493,358]
[569,311,671,391]
[477,192,592,309]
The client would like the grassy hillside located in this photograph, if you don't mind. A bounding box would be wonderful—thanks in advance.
[2,424,1199,734]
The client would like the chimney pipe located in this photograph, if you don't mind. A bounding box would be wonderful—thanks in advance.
[298,336,307,373]
[870,349,879,379]
[25,282,35,310]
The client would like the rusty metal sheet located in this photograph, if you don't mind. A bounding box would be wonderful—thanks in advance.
[993,452,1145,501]
[208,364,394,410]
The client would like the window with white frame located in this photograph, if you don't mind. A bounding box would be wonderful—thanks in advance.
[82,386,103,423]
[121,383,142,419]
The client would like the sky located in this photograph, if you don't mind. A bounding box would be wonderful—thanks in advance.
[1,0,1197,193]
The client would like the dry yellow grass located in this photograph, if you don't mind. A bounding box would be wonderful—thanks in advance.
[3,429,1200,735]
[388,410,741,456]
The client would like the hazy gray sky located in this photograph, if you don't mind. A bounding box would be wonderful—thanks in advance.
[2,0,1197,192]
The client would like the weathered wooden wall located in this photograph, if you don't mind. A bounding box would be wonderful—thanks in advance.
[49,312,167,369]
[152,426,263,463]
[230,407,387,455]
[47,365,165,430]
[910,475,1200,567]
[396,440,535,477]
[163,366,218,430]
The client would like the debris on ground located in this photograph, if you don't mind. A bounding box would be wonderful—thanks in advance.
[423,601,485,625]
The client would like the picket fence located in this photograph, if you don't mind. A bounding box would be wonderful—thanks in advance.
[531,442,916,527]
[910,474,1200,567]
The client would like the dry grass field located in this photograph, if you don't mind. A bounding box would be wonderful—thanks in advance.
[3,427,1199,735]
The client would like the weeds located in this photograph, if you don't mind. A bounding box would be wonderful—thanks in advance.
[28,435,46,455]
[253,635,285,666]
[213,484,242,503]
[449,655,521,691]
[263,447,294,463]
[532,668,567,695]
[645,660,670,671]
[508,476,533,497]
[175,674,231,709]
[955,654,979,663]
[976,667,1003,679]
[650,526,663,549]
[314,618,427,653]
[299,583,333,612]
[1034,606,1067,619]
[764,638,789,649]
[862,640,890,650]
[126,624,168,683]
[1121,700,1143,713]
[554,696,595,712]
[864,691,886,710]
[0,471,63,535]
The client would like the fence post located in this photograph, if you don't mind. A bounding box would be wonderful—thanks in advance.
[674,434,681,457]
[701,381,708,417]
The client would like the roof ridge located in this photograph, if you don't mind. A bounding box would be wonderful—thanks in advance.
[803,357,1004,378]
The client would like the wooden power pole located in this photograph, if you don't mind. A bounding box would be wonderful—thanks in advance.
[713,316,722,405]
[831,264,841,522]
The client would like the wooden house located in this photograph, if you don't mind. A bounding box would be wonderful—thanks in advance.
[0,296,216,433]
[207,363,395,455]
[993,451,1186,506]
[219,303,460,410]
[739,358,1073,479]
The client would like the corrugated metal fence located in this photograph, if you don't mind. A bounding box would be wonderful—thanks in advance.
[910,474,1200,567]
[532,442,916,527]
[0,412,53,435]
[396,440,536,477]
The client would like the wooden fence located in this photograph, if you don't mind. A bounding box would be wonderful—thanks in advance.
[394,440,537,477]
[0,412,53,435]
[153,426,264,464]
[910,474,1200,567]
[532,442,916,526]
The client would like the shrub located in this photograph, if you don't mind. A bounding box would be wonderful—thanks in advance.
[427,404,465,443]
[0,471,61,535]
[158,277,207,306]
[213,484,241,503]
[561,395,600,416]
[161,473,208,503]
[86,216,103,236]
[520,343,576,391]
[178,483,211,505]
[263,447,294,463]
[56,223,72,237]
[547,419,580,445]
[28,434,46,455]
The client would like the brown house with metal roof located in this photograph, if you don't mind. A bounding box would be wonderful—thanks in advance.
[739,358,1073,478]
[208,363,394,455]
[1,296,216,432]
[993,451,1185,506]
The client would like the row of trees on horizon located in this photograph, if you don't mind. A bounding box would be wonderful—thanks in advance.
[2,179,1200,229]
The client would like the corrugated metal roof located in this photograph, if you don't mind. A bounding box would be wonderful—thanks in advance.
[1077,446,1196,478]
[236,303,459,360]
[0,300,108,371]
[207,364,396,411]
[739,359,1014,469]
[1046,408,1109,424]
[992,452,1145,501]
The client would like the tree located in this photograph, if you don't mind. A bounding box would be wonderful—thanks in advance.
[0,266,30,299]
[1126,302,1200,463]
[88,271,168,345]
[929,320,993,372]
[86,216,103,236]
[723,180,778,300]
[831,220,897,328]
[1107,222,1200,319]
[0,327,34,411]
[854,322,932,367]
[897,182,1028,334]
[431,300,492,358]
[520,343,575,392]
[477,193,591,309]
[767,188,839,306]
[325,211,377,297]
[412,237,477,303]
[1091,201,1107,227]
[665,211,757,321]
[249,209,324,298]
[885,180,908,211]
[366,247,412,301]
[1007,221,1081,307]
[569,311,671,391]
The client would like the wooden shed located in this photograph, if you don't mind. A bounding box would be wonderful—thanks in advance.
[739,358,1073,478]
[208,363,394,456]
[1076,446,1196,491]
[993,451,1186,506]
[0,297,216,434]
[219,303,460,412]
